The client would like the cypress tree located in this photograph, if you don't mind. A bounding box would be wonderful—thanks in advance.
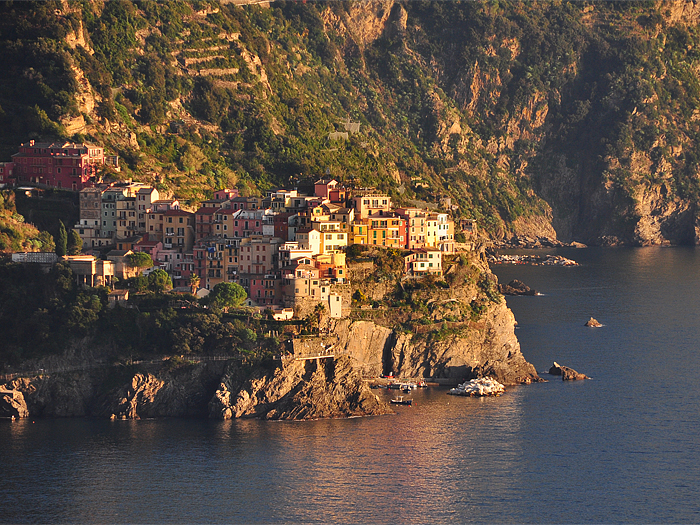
[68,229,83,255]
[55,221,67,257]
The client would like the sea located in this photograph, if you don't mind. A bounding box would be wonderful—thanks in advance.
[2,247,700,524]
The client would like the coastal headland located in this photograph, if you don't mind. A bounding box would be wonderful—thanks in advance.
[1,249,540,421]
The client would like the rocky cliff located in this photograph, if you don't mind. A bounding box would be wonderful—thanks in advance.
[1,298,536,420]
[1,358,389,420]
[316,301,538,385]
[209,356,391,420]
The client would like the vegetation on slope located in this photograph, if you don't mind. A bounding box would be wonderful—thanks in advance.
[0,260,279,369]
[1,1,700,242]
[0,191,55,253]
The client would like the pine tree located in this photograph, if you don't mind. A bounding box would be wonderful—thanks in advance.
[55,221,67,257]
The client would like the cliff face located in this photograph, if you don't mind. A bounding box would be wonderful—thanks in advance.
[2,358,391,421]
[209,356,391,420]
[328,301,538,385]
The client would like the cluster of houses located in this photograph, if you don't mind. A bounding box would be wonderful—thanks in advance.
[4,141,477,318]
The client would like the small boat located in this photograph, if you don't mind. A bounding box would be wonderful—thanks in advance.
[390,396,413,406]
[417,380,427,388]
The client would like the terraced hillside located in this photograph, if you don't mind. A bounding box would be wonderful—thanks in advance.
[3,0,700,244]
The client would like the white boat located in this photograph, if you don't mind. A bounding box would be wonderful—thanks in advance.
[447,377,505,397]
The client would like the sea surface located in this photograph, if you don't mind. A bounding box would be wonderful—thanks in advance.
[3,247,700,523]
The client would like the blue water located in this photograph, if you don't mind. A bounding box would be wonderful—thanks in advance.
[2,248,700,523]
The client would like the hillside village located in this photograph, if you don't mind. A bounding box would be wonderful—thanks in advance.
[3,140,477,320]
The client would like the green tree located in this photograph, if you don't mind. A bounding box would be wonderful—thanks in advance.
[55,221,67,257]
[127,251,153,268]
[148,268,172,293]
[208,282,247,310]
[68,229,83,255]
[37,231,55,252]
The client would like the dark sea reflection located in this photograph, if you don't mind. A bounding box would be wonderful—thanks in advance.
[3,248,700,523]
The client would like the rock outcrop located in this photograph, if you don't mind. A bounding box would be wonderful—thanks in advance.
[330,300,541,386]
[499,279,538,296]
[3,357,391,421]
[2,257,540,419]
[0,389,29,418]
[585,317,603,327]
[549,362,590,380]
[209,356,391,420]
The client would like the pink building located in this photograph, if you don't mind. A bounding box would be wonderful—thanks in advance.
[237,235,283,275]
[227,209,269,238]
[213,188,239,201]
[134,233,162,262]
[247,275,283,306]
[12,140,106,191]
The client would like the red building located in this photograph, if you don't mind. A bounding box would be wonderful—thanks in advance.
[328,186,348,204]
[12,140,106,190]
[0,162,14,186]
[273,212,295,241]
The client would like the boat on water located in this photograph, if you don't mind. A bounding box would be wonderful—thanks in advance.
[390,396,413,406]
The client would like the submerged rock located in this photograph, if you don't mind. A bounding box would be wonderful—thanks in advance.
[447,377,505,396]
[585,317,603,327]
[549,361,590,380]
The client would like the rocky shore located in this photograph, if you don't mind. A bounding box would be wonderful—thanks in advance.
[1,299,541,420]
[488,253,578,266]
[1,251,544,421]
[493,236,588,249]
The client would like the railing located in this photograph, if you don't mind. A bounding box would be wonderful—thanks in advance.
[278,347,348,362]
[0,355,239,383]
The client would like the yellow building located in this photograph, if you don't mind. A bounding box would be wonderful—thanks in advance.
[368,213,405,248]
[352,192,392,219]
[350,221,368,245]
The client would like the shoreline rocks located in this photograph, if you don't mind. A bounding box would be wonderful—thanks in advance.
[488,254,578,266]
[493,236,588,249]
[0,389,29,419]
[548,361,590,381]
